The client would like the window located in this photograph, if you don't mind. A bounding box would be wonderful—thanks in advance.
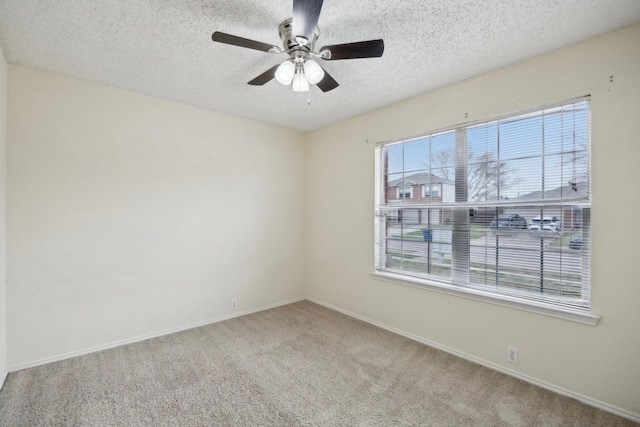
[423,185,440,197]
[396,186,413,199]
[375,98,592,315]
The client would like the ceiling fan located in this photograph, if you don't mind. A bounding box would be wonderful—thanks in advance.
[211,0,384,93]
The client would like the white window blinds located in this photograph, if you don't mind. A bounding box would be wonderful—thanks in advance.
[375,98,591,312]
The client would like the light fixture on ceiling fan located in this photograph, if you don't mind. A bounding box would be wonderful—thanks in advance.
[274,56,325,92]
[211,0,384,93]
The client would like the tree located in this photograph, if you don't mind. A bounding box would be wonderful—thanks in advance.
[467,152,512,201]
[433,150,454,181]
[432,150,511,201]
[562,139,589,188]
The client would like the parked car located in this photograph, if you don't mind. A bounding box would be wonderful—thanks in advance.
[569,235,583,249]
[490,214,528,229]
[528,216,561,232]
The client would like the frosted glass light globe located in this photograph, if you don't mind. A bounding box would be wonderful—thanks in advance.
[303,59,325,84]
[275,60,295,85]
[292,73,309,92]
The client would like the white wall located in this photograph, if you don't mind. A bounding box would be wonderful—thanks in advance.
[0,43,8,386]
[7,66,305,368]
[305,23,640,419]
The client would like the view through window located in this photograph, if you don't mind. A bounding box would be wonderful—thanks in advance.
[374,98,591,312]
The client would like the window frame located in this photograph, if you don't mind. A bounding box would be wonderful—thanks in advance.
[373,97,598,325]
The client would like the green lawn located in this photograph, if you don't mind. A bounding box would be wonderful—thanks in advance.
[389,257,451,277]
[547,231,581,250]
[388,252,418,259]
[393,225,489,241]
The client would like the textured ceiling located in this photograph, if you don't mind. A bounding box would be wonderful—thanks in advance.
[1,1,639,132]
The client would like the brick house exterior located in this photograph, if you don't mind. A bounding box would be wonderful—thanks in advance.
[386,173,454,225]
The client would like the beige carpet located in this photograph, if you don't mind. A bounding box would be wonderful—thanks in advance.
[0,300,636,426]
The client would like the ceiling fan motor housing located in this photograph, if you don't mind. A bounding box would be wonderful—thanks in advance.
[278,18,319,52]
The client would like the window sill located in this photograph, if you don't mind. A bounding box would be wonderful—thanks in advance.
[370,271,600,326]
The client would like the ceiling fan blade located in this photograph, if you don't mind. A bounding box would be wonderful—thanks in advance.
[316,69,339,92]
[247,64,280,86]
[292,0,323,44]
[320,39,384,60]
[212,32,277,53]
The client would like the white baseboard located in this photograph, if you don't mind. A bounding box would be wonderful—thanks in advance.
[306,297,640,424]
[9,296,305,372]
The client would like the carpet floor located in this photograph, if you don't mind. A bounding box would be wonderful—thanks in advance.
[0,300,636,426]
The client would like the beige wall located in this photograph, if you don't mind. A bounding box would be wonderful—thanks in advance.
[305,23,640,418]
[0,44,7,385]
[7,66,306,368]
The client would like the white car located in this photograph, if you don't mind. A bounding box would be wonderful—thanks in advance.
[528,216,561,232]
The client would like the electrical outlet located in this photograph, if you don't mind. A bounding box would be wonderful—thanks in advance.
[506,345,519,364]
[230,299,238,310]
